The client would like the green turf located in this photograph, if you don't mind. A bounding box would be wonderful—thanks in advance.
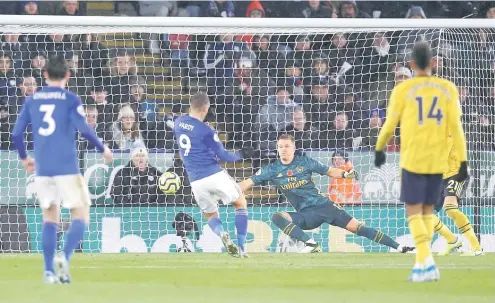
[0,253,494,303]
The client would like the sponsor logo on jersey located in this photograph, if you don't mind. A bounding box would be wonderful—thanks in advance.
[296,166,304,173]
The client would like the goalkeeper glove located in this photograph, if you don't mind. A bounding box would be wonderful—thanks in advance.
[342,169,358,180]
[374,150,386,168]
[458,161,469,182]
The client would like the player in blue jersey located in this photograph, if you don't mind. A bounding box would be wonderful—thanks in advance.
[239,135,415,253]
[173,92,250,257]
[12,56,113,284]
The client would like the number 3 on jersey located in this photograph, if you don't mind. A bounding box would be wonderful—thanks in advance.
[39,104,56,136]
[415,96,443,125]
[179,134,191,156]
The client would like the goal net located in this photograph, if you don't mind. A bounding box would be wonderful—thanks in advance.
[0,17,493,253]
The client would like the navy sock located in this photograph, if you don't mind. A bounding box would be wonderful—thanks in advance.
[42,222,58,273]
[356,224,399,249]
[271,212,311,243]
[208,217,224,237]
[63,219,86,261]
[235,208,248,251]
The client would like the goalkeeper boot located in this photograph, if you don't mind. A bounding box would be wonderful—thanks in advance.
[438,237,462,256]
[397,245,415,253]
[220,232,239,257]
[43,271,60,284]
[460,249,485,257]
[300,239,322,253]
[54,252,71,284]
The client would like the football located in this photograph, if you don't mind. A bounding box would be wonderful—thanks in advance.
[158,172,181,194]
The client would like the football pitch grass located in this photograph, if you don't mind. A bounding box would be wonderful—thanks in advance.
[1,253,494,303]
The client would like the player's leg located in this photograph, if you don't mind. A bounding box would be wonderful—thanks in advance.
[328,203,414,253]
[434,190,462,256]
[232,194,248,256]
[443,177,483,256]
[271,211,321,253]
[36,176,61,284]
[55,175,92,284]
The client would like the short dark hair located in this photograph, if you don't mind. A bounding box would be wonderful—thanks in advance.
[278,134,295,143]
[45,55,69,80]
[412,42,433,70]
[190,92,210,111]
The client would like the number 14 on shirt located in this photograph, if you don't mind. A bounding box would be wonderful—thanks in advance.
[415,96,444,125]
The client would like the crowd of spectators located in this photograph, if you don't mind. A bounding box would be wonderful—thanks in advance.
[0,1,495,204]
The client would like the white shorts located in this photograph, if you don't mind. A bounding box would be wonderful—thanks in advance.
[35,174,91,209]
[190,170,242,213]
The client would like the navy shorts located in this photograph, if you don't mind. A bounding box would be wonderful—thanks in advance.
[435,174,470,212]
[400,169,443,205]
[288,202,353,230]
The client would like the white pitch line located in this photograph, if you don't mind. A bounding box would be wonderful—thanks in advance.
[74,264,495,270]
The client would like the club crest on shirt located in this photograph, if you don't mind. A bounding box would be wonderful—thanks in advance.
[296,166,304,173]
[287,170,293,176]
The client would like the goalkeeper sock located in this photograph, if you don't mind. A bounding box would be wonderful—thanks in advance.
[355,224,399,250]
[208,217,224,237]
[235,208,248,251]
[271,212,311,243]
[433,214,457,244]
[42,221,58,273]
[408,214,431,264]
[445,206,481,251]
[422,214,435,244]
[63,219,86,261]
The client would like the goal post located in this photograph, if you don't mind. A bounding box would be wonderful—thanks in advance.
[0,15,493,253]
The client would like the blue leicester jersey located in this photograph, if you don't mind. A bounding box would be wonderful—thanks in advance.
[173,115,241,182]
[251,156,330,211]
[12,86,105,177]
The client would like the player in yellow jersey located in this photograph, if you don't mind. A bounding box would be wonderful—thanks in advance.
[374,42,469,282]
[433,136,484,256]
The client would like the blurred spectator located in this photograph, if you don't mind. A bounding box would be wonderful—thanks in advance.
[166,33,191,67]
[303,78,336,130]
[7,76,37,149]
[25,52,47,85]
[277,61,304,103]
[202,0,235,17]
[337,87,363,130]
[1,33,30,75]
[58,0,81,16]
[109,106,145,150]
[405,6,426,19]
[139,1,178,16]
[283,109,318,152]
[0,98,8,149]
[487,5,495,18]
[245,0,264,17]
[39,34,72,53]
[127,85,156,122]
[338,1,370,18]
[65,51,92,98]
[20,0,39,15]
[110,147,167,205]
[358,108,384,150]
[256,89,302,155]
[394,66,412,84]
[291,35,314,70]
[357,32,393,90]
[319,111,354,150]
[86,82,116,125]
[328,151,362,204]
[78,105,107,151]
[327,32,357,85]
[251,35,278,72]
[0,52,18,98]
[300,0,335,18]
[81,34,109,79]
[108,52,141,104]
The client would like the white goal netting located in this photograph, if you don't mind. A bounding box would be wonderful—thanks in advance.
[0,18,494,253]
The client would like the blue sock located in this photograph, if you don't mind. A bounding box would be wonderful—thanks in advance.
[42,222,58,273]
[208,217,224,237]
[63,219,86,261]
[235,209,248,251]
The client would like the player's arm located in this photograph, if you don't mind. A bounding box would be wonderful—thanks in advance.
[204,129,242,162]
[307,157,357,179]
[375,86,403,152]
[70,98,112,162]
[238,165,273,192]
[447,85,469,176]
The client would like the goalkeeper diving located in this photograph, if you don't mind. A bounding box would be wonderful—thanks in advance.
[238,134,415,253]
[433,136,483,256]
